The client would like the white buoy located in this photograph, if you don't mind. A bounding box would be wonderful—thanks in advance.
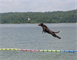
[28,17,30,21]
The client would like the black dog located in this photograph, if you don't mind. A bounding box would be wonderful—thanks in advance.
[38,23,61,39]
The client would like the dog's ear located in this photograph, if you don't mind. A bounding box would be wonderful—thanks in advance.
[38,23,44,26]
[41,23,43,25]
[40,23,44,26]
[41,23,43,24]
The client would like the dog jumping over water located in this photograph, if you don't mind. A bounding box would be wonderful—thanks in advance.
[38,23,61,39]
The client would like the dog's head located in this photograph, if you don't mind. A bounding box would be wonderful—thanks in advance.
[38,23,43,26]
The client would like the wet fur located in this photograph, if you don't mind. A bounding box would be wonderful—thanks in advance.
[38,23,61,39]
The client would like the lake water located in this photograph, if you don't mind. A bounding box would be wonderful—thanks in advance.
[0,23,77,60]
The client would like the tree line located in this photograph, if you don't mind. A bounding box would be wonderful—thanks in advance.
[0,9,76,23]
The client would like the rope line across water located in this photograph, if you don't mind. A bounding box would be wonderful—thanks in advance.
[0,48,77,52]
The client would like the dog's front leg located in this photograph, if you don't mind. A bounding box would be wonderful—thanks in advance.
[42,30,44,33]
[42,30,46,33]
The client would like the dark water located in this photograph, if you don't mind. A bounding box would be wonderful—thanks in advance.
[0,23,77,60]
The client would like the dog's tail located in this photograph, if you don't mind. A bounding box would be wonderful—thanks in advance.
[55,31,60,33]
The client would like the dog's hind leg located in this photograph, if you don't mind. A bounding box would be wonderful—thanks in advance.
[52,33,61,39]
[54,35,61,39]
[56,36,61,39]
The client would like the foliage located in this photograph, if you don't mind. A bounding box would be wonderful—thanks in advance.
[0,9,76,23]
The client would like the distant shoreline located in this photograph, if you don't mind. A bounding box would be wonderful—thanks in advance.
[0,9,76,23]
[0,23,76,24]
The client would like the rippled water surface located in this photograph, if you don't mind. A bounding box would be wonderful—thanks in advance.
[0,23,77,60]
